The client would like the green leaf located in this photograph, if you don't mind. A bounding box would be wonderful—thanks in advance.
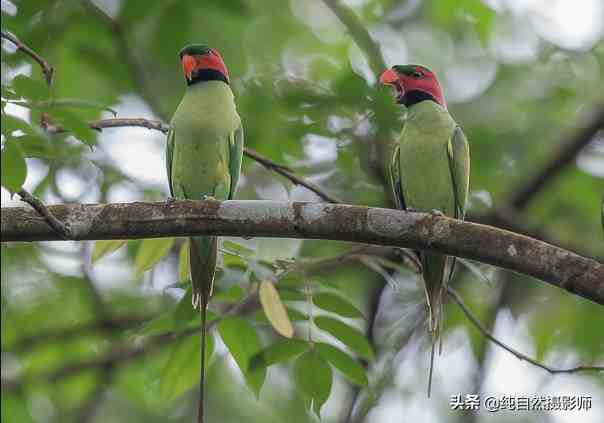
[138,312,174,337]
[222,253,248,270]
[278,289,306,302]
[294,350,332,417]
[259,280,294,338]
[254,306,306,323]
[11,74,48,101]
[1,114,32,135]
[1,140,27,194]
[315,342,368,387]
[314,293,364,319]
[49,109,96,146]
[212,285,245,303]
[91,240,127,263]
[15,134,54,158]
[32,98,117,115]
[218,317,266,397]
[222,240,255,256]
[178,240,190,281]
[160,333,214,401]
[278,272,305,288]
[173,288,197,330]
[314,316,374,361]
[134,238,175,276]
[249,338,308,371]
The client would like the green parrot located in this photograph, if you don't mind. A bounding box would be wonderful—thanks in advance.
[379,65,470,397]
[167,45,243,422]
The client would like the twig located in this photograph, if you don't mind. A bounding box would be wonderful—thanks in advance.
[509,101,604,210]
[241,147,293,173]
[447,287,604,374]
[88,118,169,133]
[245,148,342,203]
[17,189,70,239]
[1,30,54,86]
[321,0,386,77]
[46,117,343,204]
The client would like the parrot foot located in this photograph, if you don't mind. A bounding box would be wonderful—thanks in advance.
[203,195,217,202]
[405,207,420,213]
[165,197,176,205]
[430,209,445,217]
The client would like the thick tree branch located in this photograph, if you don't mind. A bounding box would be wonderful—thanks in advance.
[509,101,604,210]
[1,30,54,86]
[447,288,604,374]
[2,200,602,305]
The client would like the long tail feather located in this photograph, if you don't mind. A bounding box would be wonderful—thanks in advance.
[427,341,436,397]
[421,253,450,397]
[189,236,218,423]
[197,305,207,423]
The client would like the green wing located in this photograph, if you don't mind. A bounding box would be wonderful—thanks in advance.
[228,124,244,199]
[389,144,406,210]
[166,127,175,197]
[447,127,470,220]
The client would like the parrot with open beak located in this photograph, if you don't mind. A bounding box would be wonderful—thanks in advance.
[167,44,243,422]
[379,65,470,397]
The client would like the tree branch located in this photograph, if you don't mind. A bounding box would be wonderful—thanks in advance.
[447,287,604,374]
[321,0,386,77]
[45,117,342,204]
[509,101,604,210]
[2,200,603,305]
[244,148,343,203]
[1,30,54,86]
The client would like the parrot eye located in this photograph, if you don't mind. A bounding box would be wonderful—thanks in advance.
[412,71,423,78]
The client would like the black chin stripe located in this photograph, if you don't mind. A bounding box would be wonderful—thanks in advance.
[398,90,437,107]
[187,69,228,86]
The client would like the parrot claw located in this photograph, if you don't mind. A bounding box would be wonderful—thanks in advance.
[166,197,176,205]
[405,207,420,213]
[430,209,445,217]
[202,195,217,202]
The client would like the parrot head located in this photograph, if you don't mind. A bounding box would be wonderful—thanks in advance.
[379,65,446,108]
[179,44,230,86]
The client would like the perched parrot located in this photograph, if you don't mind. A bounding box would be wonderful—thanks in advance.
[379,65,470,397]
[167,44,243,422]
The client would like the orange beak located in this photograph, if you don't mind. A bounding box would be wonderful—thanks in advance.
[379,68,399,86]
[182,54,196,80]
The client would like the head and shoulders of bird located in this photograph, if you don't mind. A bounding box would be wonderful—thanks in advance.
[379,64,453,123]
[179,44,235,99]
[173,44,241,126]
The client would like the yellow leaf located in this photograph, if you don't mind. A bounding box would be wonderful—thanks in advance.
[91,240,127,264]
[134,238,175,276]
[179,239,190,281]
[259,280,294,338]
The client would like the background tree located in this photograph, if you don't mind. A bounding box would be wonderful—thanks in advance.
[1,1,603,422]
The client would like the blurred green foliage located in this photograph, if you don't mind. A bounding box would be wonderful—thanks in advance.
[2,0,603,422]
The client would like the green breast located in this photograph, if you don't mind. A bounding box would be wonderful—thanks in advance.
[398,101,457,215]
[170,81,240,200]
